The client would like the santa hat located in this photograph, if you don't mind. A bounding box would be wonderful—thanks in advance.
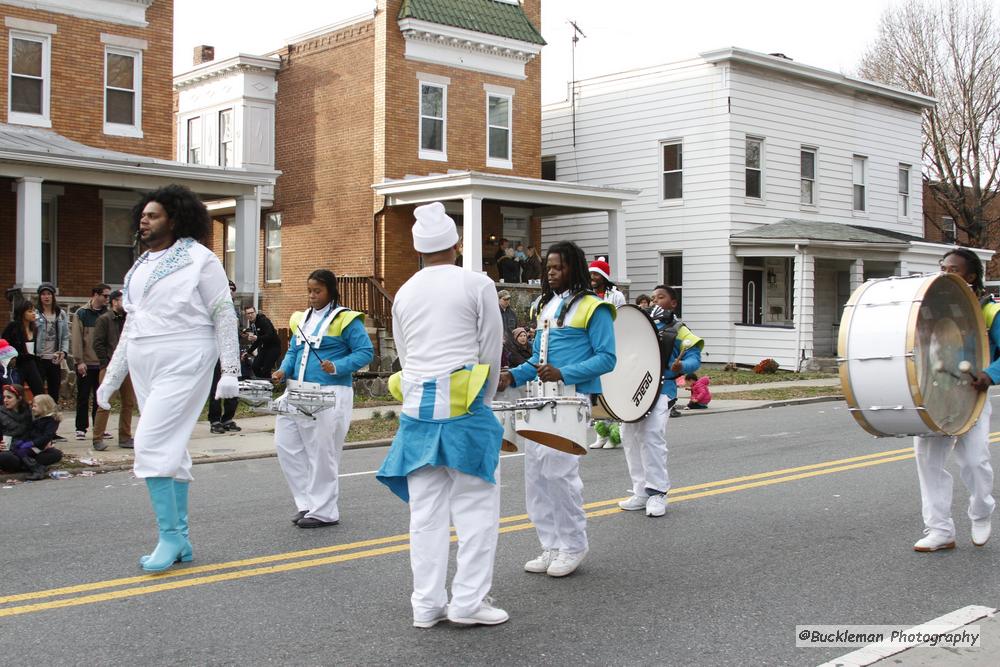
[588,259,613,283]
[412,202,459,254]
[0,339,16,364]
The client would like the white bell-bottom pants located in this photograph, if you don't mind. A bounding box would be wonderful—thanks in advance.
[914,399,995,539]
[407,464,501,621]
[621,396,671,496]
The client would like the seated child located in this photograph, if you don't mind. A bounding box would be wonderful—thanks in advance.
[686,373,711,409]
[4,393,63,480]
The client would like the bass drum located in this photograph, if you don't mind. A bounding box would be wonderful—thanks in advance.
[838,272,988,437]
[591,304,666,422]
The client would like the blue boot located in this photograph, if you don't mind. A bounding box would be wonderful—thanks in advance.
[140,477,187,573]
[140,479,193,567]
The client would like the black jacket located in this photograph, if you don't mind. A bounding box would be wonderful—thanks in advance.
[0,406,32,440]
[22,416,59,451]
[505,341,532,368]
[1,321,37,360]
[247,313,280,355]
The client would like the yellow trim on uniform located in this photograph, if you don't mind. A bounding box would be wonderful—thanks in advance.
[447,364,491,417]
[567,295,616,329]
[984,302,1000,331]
[289,309,365,337]
[388,371,403,402]
[676,325,704,352]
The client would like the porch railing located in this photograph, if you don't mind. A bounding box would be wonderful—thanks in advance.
[338,275,394,334]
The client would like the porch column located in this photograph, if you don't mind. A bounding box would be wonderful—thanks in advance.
[15,177,43,290]
[234,192,259,295]
[849,259,864,292]
[607,207,627,282]
[462,195,483,272]
[793,252,816,367]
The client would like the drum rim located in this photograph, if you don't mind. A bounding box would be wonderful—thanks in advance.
[597,304,666,423]
[840,272,988,437]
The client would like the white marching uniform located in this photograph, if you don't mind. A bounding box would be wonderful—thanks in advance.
[621,398,671,497]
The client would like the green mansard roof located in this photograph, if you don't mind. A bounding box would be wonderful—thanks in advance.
[398,0,546,45]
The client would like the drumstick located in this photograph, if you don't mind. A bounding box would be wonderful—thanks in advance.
[933,359,964,381]
[675,338,695,363]
[959,360,978,380]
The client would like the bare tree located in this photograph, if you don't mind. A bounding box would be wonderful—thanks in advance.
[858,0,1000,248]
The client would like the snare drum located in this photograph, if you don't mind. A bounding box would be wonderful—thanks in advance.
[514,381,591,455]
[238,379,274,407]
[491,401,519,452]
[838,272,988,437]
[591,305,665,422]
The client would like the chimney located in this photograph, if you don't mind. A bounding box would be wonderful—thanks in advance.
[193,45,215,66]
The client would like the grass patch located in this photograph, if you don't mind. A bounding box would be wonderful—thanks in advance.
[699,365,837,386]
[347,414,399,442]
[355,395,401,408]
[716,385,844,401]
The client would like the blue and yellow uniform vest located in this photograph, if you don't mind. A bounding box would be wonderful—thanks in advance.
[660,320,704,399]
[277,306,374,387]
[980,299,1000,384]
[509,291,617,394]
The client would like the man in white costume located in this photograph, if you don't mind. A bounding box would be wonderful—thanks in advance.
[376,202,508,628]
[98,184,240,573]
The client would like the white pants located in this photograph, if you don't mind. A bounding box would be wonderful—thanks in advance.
[274,385,352,523]
[129,336,217,481]
[621,396,671,496]
[914,399,995,539]
[524,441,587,554]
[407,464,501,621]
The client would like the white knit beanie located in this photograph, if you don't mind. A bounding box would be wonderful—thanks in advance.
[412,202,459,253]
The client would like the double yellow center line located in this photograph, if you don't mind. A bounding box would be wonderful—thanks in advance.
[2,435,996,618]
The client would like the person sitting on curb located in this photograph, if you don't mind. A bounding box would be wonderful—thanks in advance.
[4,394,63,480]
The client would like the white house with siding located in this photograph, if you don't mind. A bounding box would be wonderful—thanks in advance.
[540,47,981,370]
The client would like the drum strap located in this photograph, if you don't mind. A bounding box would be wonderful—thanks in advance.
[295,306,346,382]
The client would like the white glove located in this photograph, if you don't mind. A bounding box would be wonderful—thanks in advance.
[96,383,114,410]
[215,374,239,400]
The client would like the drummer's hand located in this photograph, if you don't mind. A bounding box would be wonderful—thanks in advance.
[971,371,993,392]
[498,371,513,391]
[320,359,337,375]
[537,364,563,382]
[670,359,683,373]
[271,370,285,384]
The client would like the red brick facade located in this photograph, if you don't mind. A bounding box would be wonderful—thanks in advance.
[922,181,1000,279]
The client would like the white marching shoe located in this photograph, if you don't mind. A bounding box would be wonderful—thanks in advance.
[447,597,509,626]
[618,495,648,511]
[913,532,956,552]
[645,494,667,517]
[589,435,608,449]
[972,519,992,546]
[413,607,449,628]
[547,549,587,577]
[524,549,558,573]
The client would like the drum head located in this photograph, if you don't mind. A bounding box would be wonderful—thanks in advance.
[595,305,664,422]
[912,274,988,433]
[515,429,587,456]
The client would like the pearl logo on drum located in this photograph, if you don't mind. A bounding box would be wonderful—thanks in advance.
[632,371,654,407]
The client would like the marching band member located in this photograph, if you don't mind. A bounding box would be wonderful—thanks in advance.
[588,258,625,449]
[376,202,508,627]
[500,241,617,577]
[97,185,240,573]
[912,248,997,552]
[271,269,373,529]
[619,285,702,517]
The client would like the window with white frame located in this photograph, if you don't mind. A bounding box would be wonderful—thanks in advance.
[8,32,50,126]
[897,164,910,217]
[419,82,446,160]
[942,216,956,244]
[104,47,141,135]
[661,140,683,200]
[103,204,135,285]
[852,155,867,212]
[662,253,683,317]
[219,108,234,167]
[223,217,236,280]
[801,148,816,205]
[265,212,282,282]
[487,93,512,167]
[187,116,201,164]
[745,137,763,199]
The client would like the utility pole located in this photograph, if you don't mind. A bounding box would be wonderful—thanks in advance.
[569,19,586,147]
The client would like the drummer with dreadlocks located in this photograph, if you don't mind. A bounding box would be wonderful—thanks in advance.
[499,241,616,577]
[912,248,998,552]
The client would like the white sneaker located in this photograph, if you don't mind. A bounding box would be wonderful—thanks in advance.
[447,598,509,626]
[601,439,620,449]
[646,494,667,517]
[589,435,608,449]
[524,549,558,573]
[75,430,86,440]
[547,549,587,577]
[618,495,648,511]
[413,607,448,629]
[972,519,992,546]
[913,533,956,552]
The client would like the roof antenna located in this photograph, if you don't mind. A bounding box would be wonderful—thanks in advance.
[568,19,586,147]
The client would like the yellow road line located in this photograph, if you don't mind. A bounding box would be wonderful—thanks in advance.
[0,446,923,619]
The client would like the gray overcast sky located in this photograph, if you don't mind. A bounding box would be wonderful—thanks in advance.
[174,0,900,104]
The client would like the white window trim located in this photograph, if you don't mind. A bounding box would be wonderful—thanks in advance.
[7,30,51,128]
[103,45,143,138]
[658,138,683,207]
[186,115,202,164]
[418,80,447,162]
[800,147,818,209]
[897,163,911,219]
[942,216,956,244]
[852,154,868,216]
[218,108,234,167]
[745,136,764,202]
[265,212,282,284]
[101,202,135,287]
[486,91,512,169]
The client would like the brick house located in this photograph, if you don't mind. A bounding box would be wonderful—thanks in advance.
[174,0,635,339]
[0,0,276,324]
[922,180,1000,285]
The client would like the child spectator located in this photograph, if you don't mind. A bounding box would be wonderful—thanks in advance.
[5,394,63,479]
[514,242,527,262]
[0,339,19,386]
[635,294,652,312]
[686,373,711,409]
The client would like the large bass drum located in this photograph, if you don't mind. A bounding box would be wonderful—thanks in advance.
[838,272,988,437]
[591,304,666,422]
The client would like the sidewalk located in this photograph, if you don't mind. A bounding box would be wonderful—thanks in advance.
[4,378,844,480]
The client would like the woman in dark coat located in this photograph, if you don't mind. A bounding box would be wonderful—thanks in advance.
[504,327,533,368]
[1,301,43,396]
[0,384,34,473]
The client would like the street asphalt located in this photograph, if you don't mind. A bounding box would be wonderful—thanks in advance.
[3,398,1000,666]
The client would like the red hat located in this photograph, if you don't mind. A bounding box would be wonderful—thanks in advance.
[588,259,612,282]
[0,338,17,363]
